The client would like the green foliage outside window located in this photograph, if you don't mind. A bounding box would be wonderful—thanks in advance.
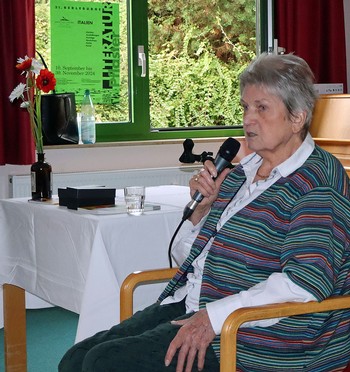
[148,0,256,128]
[149,32,253,128]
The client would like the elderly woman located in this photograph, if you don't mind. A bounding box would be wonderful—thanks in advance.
[59,53,350,372]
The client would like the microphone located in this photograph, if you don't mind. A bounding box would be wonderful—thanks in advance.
[182,137,241,221]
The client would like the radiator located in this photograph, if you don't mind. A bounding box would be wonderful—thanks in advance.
[9,166,201,198]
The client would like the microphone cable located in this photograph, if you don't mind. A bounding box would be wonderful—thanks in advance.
[167,217,186,268]
[168,137,240,267]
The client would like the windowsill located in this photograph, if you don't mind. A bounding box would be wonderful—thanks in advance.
[43,136,246,150]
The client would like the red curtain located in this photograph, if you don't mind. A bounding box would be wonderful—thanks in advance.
[275,0,347,93]
[0,0,35,165]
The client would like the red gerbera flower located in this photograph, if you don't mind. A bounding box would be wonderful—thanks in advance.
[36,69,56,93]
[9,55,57,153]
[16,58,33,72]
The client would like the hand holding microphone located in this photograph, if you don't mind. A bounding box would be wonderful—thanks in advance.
[168,137,241,267]
[182,137,241,221]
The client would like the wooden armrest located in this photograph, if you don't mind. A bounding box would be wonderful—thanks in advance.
[120,268,350,372]
[120,268,178,321]
[220,295,350,372]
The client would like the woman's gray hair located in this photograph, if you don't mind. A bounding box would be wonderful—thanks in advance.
[239,53,318,139]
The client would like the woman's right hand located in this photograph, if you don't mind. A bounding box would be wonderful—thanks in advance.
[188,160,231,225]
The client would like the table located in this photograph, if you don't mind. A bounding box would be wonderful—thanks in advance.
[0,185,190,371]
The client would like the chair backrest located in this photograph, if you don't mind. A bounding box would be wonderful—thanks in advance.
[310,94,350,139]
[310,94,350,173]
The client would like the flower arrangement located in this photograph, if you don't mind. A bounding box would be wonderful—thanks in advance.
[9,56,57,154]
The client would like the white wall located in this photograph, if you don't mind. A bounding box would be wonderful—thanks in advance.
[0,138,249,199]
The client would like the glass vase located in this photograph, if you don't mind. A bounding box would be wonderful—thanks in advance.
[30,153,52,200]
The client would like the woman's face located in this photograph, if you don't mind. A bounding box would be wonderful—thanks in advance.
[241,84,304,161]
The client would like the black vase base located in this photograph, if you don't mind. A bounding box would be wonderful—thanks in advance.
[28,197,57,205]
[30,197,53,201]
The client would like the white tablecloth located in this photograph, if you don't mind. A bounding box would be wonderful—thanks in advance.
[0,185,190,342]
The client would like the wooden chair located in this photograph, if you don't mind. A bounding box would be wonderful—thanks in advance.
[310,94,350,170]
[120,268,350,372]
[310,94,350,140]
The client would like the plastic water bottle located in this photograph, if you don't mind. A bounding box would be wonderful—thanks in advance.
[80,89,96,144]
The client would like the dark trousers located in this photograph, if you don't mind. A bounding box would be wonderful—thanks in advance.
[58,300,220,372]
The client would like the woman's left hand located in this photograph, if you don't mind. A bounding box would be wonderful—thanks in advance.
[164,309,216,372]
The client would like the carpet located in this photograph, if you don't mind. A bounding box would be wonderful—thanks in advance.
[0,307,78,372]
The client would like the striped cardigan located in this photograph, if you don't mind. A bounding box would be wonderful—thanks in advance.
[159,145,350,371]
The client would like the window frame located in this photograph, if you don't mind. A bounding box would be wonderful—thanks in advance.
[96,0,269,143]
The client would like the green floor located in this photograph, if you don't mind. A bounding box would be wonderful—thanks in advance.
[0,307,78,372]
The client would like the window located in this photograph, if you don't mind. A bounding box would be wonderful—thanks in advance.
[36,0,265,143]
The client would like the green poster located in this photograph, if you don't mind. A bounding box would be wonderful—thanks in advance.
[50,0,120,105]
